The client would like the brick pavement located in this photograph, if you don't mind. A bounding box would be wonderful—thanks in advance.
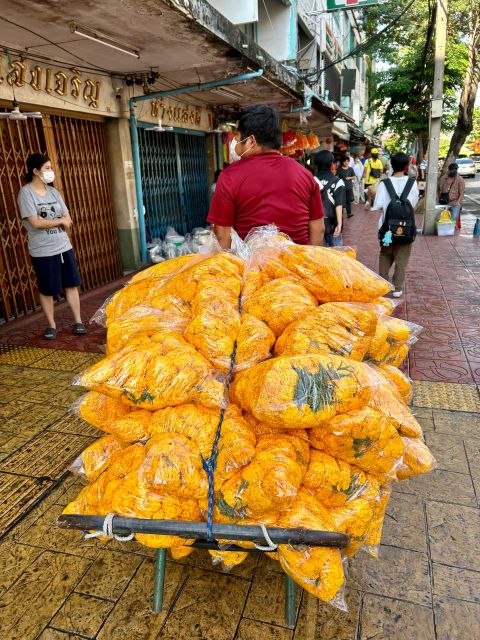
[0,207,479,639]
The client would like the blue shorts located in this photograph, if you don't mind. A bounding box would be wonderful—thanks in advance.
[31,249,82,296]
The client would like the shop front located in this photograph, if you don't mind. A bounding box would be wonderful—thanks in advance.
[0,55,123,321]
[136,96,215,240]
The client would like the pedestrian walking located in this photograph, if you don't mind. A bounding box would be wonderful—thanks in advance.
[313,150,345,247]
[352,153,364,203]
[372,152,419,298]
[363,148,383,208]
[337,155,355,218]
[208,104,325,247]
[437,163,465,224]
[18,153,86,340]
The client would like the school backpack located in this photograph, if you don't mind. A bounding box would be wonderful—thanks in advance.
[378,177,417,245]
[319,175,340,235]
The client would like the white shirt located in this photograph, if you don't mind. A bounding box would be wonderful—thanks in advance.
[373,176,419,229]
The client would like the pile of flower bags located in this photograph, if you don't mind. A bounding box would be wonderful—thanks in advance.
[64,228,435,610]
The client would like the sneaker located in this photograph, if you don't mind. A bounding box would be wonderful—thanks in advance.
[392,290,403,298]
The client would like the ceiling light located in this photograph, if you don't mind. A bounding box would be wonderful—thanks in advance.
[69,22,140,58]
[0,101,42,120]
[211,87,244,100]
[145,119,174,132]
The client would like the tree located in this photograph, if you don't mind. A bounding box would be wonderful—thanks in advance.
[366,0,467,157]
[444,1,480,171]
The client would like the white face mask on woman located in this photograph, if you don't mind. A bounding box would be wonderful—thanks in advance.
[41,170,55,184]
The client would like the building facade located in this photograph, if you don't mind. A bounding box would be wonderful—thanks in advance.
[0,0,373,321]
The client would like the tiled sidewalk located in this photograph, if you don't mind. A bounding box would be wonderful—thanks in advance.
[0,352,479,639]
[343,204,480,384]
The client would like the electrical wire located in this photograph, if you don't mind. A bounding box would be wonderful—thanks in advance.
[0,16,119,74]
[302,0,416,84]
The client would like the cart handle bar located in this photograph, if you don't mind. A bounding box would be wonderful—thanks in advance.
[57,515,350,548]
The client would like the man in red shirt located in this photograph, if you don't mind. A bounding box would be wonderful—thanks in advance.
[207,105,325,247]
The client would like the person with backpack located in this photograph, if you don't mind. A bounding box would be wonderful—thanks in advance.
[313,150,345,247]
[363,148,384,209]
[337,154,355,218]
[373,152,419,298]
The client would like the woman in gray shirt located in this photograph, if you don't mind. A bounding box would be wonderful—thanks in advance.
[18,153,86,339]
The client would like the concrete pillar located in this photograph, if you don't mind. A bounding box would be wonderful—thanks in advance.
[105,118,141,271]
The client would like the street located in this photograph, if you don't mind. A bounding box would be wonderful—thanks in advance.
[462,172,480,217]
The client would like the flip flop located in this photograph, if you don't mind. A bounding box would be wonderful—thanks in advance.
[43,327,57,340]
[73,323,87,335]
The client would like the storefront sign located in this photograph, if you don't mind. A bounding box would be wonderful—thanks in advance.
[0,56,101,108]
[150,98,202,127]
[327,0,382,10]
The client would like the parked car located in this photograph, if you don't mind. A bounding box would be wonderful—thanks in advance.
[456,157,476,178]
[470,155,480,172]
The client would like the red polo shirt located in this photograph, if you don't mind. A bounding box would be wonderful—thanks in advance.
[207,153,324,244]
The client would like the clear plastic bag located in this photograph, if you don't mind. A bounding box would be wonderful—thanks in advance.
[309,407,404,481]
[75,332,226,411]
[231,354,374,430]
[303,450,371,508]
[277,488,346,607]
[243,225,392,303]
[397,437,436,480]
[275,302,379,360]
[367,317,423,366]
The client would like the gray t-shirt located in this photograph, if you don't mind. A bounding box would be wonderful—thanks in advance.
[18,185,72,257]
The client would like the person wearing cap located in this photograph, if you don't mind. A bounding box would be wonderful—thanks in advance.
[437,163,465,224]
[363,148,384,208]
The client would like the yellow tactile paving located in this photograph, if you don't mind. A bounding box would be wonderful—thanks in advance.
[31,349,99,372]
[412,381,480,413]
[0,347,51,367]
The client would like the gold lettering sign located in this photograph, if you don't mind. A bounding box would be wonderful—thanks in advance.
[150,98,202,127]
[0,55,101,109]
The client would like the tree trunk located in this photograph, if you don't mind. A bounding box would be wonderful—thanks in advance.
[443,1,480,173]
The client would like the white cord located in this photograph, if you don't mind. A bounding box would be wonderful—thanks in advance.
[253,523,278,552]
[84,513,134,541]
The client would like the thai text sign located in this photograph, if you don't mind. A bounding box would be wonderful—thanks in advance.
[0,56,101,108]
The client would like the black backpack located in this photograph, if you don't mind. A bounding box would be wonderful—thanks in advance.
[378,178,416,245]
[319,175,339,235]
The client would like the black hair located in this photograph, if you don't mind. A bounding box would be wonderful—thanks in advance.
[25,153,50,183]
[341,154,350,165]
[237,105,281,150]
[391,152,409,173]
[448,162,458,170]
[213,169,222,182]
[313,149,334,172]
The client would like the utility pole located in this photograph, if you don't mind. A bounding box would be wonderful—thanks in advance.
[424,0,448,235]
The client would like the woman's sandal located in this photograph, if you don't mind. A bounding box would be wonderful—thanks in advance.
[43,327,57,340]
[73,323,87,335]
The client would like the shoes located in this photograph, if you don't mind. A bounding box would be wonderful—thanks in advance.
[392,290,403,298]
[43,327,57,340]
[73,323,87,335]
[347,214,354,218]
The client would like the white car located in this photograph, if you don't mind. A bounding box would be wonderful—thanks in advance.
[456,158,476,178]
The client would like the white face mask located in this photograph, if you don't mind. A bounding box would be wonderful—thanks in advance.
[41,170,55,184]
[229,138,242,163]
[229,135,255,162]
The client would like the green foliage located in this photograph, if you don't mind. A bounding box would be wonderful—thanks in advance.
[466,107,480,145]
[382,133,405,154]
[366,0,468,143]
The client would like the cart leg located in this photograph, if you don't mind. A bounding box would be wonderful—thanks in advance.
[153,548,166,613]
[284,574,296,627]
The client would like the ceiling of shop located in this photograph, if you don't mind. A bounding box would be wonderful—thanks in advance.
[0,0,303,111]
